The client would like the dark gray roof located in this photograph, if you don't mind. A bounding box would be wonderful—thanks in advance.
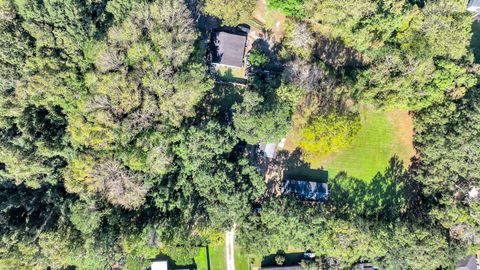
[458,255,477,270]
[260,266,304,270]
[281,180,328,201]
[212,31,247,68]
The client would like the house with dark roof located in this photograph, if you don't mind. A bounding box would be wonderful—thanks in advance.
[281,180,328,201]
[211,31,247,68]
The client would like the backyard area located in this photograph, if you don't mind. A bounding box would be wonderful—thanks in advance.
[194,244,261,270]
[285,109,415,181]
[216,65,247,83]
[194,243,305,270]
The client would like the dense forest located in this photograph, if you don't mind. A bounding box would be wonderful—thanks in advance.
[0,0,479,269]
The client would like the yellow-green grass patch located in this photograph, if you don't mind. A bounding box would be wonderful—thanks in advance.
[286,109,415,182]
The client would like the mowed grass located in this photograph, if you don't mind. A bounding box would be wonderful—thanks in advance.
[235,246,259,270]
[194,244,226,270]
[195,247,209,270]
[216,66,246,83]
[293,109,415,181]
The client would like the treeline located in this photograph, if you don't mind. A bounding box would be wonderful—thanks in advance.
[0,0,479,269]
[0,0,263,268]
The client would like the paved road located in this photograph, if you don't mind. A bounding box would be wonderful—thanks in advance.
[225,227,235,270]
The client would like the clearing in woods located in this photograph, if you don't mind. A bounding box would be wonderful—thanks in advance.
[285,109,415,181]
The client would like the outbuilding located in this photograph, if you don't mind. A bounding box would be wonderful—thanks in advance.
[151,260,168,270]
[467,0,480,13]
[457,254,477,270]
[281,180,328,201]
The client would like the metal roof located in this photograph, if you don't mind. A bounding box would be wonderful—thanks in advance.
[281,180,328,201]
[263,143,277,158]
[151,261,168,270]
[457,255,477,270]
[468,0,480,12]
[212,31,247,68]
[260,266,304,270]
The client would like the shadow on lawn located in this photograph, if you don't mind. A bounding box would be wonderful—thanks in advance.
[257,149,329,196]
[261,251,304,267]
[327,156,425,221]
[277,149,329,183]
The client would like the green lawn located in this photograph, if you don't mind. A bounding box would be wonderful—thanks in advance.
[216,66,246,83]
[194,244,226,270]
[194,247,208,270]
[308,110,414,181]
[209,244,227,270]
[195,244,304,270]
[235,246,262,270]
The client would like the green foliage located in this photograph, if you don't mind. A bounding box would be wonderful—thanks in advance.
[202,0,257,26]
[0,0,478,269]
[268,0,305,18]
[305,0,475,111]
[248,49,269,67]
[296,112,360,157]
[234,90,292,144]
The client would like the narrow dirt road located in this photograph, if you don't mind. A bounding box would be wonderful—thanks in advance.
[225,227,235,270]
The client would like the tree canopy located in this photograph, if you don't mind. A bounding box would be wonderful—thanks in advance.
[0,0,479,269]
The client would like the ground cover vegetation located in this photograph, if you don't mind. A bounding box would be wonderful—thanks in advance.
[0,0,480,269]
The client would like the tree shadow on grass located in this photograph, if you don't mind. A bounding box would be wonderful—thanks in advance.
[470,22,480,63]
[261,251,304,267]
[327,155,425,221]
[217,68,247,84]
[277,149,328,182]
[257,148,329,196]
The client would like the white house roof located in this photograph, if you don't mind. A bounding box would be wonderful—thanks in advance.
[467,0,480,12]
[151,261,168,270]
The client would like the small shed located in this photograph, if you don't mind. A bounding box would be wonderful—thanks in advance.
[468,0,480,13]
[457,255,477,270]
[151,261,168,270]
[259,266,304,270]
[259,143,278,159]
[211,31,247,68]
[281,180,328,201]
[353,263,379,270]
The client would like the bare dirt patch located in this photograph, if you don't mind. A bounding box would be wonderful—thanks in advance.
[248,0,286,47]
[385,109,416,164]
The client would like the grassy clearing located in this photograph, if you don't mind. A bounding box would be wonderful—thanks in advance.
[216,66,246,83]
[208,244,227,270]
[196,243,304,270]
[193,244,226,270]
[235,246,261,270]
[286,109,415,181]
